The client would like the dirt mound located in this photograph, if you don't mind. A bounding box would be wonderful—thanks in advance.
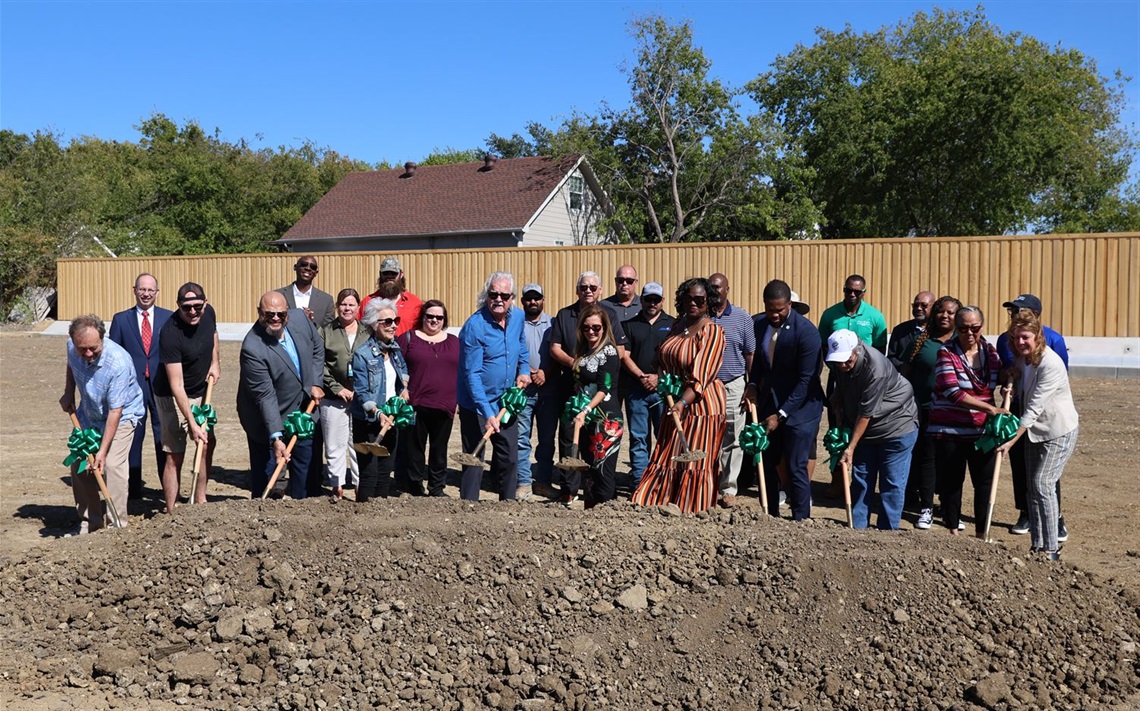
[1,497,1137,710]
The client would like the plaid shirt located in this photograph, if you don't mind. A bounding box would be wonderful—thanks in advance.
[712,302,756,381]
[68,337,146,431]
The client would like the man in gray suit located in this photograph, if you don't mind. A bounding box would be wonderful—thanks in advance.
[237,291,325,499]
[276,255,335,327]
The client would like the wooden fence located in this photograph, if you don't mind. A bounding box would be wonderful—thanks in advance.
[56,233,1139,338]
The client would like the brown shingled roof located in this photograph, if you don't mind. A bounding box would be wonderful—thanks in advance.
[281,155,584,241]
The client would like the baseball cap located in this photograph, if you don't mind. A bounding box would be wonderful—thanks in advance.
[1002,293,1042,314]
[176,282,206,303]
[825,329,860,363]
[380,257,402,273]
[522,283,544,297]
[642,282,664,298]
[789,290,810,316]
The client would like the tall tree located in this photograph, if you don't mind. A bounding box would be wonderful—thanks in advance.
[751,7,1137,237]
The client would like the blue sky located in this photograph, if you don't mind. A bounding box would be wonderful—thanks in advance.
[2,1,1137,168]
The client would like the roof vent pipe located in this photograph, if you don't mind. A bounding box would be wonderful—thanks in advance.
[403,161,417,178]
[482,154,497,171]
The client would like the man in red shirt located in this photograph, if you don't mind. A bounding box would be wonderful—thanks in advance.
[359,257,422,338]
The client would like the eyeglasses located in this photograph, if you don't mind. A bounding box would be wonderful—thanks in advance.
[642,296,663,305]
[261,310,287,321]
[957,324,983,334]
[685,295,707,306]
[615,277,637,285]
[180,303,205,313]
[135,288,157,295]
[424,313,445,322]
[378,317,401,327]
[578,284,599,292]
[844,288,865,296]
[583,324,604,333]
[488,291,513,301]
[296,261,319,271]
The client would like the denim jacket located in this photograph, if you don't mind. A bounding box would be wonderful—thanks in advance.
[350,336,409,420]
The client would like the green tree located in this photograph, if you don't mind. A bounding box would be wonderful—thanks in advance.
[751,6,1136,237]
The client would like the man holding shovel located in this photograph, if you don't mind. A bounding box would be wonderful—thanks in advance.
[456,272,531,502]
[59,315,145,533]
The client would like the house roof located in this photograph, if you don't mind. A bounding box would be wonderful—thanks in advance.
[279,154,588,243]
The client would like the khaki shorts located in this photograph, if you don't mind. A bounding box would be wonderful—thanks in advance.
[157,396,191,454]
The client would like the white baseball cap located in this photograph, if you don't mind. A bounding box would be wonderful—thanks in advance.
[825,329,860,363]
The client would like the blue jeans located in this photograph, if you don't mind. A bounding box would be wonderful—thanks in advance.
[625,388,663,484]
[516,392,559,487]
[850,427,918,530]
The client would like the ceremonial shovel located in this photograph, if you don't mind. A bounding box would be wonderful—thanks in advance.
[188,374,216,504]
[352,401,394,457]
[260,400,317,500]
[747,401,769,512]
[555,417,590,473]
[664,394,706,463]
[839,460,854,529]
[67,412,124,528]
[981,385,1013,543]
[449,407,508,470]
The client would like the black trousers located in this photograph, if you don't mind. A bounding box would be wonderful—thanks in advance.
[935,436,996,534]
[561,425,619,504]
[128,375,166,496]
[406,406,454,496]
[458,406,518,501]
[353,417,397,502]
[906,409,937,510]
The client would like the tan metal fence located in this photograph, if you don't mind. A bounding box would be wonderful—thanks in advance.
[56,233,1139,337]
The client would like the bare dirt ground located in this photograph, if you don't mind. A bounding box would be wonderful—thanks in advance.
[1,332,1137,709]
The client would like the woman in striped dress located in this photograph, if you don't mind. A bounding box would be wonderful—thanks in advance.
[632,278,727,514]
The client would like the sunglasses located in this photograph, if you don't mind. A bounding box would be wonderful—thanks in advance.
[380,271,400,279]
[957,324,983,334]
[378,317,401,327]
[180,303,206,313]
[578,284,599,292]
[583,324,604,333]
[488,291,513,301]
[642,296,663,304]
[615,277,637,285]
[844,288,865,296]
[522,294,543,301]
[685,295,707,306]
[296,261,319,271]
[912,302,930,309]
[261,310,287,321]
[424,313,445,322]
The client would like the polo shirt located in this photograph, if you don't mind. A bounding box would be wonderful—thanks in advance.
[834,344,918,442]
[603,294,642,324]
[818,301,888,352]
[711,302,756,380]
[548,301,629,388]
[68,337,146,430]
[621,310,676,391]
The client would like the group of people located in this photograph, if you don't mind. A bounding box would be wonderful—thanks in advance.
[60,258,1079,558]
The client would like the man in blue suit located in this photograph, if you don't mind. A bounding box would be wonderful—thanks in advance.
[108,273,172,499]
[745,279,825,520]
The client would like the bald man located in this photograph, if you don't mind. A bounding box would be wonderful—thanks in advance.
[887,291,935,365]
[237,291,325,499]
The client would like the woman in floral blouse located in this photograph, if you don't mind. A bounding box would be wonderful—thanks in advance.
[564,304,623,507]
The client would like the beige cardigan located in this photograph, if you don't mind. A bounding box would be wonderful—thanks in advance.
[1016,346,1079,443]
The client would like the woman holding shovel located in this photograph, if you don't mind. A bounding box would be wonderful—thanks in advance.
[633,278,727,514]
[320,289,370,500]
[562,304,623,507]
[349,299,408,502]
[995,310,1078,560]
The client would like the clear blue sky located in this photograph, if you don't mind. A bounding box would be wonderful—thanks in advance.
[2,1,1137,168]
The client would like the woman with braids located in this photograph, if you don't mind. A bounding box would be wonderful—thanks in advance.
[632,278,727,514]
[995,310,1078,560]
[562,304,623,507]
[928,305,1007,536]
[894,296,961,529]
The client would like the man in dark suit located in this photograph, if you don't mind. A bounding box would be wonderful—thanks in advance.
[745,279,825,521]
[237,291,325,499]
[276,255,335,327]
[108,273,173,499]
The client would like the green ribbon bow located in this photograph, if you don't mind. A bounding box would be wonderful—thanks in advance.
[191,403,217,432]
[656,373,684,398]
[562,393,604,424]
[823,426,853,470]
[739,423,770,465]
[63,426,102,473]
[282,411,316,440]
[380,397,416,429]
[976,413,1020,452]
[498,387,528,426]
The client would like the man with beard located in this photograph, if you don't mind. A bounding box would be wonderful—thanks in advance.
[360,257,422,338]
[276,255,335,327]
[887,291,935,365]
[516,283,557,499]
[619,282,674,489]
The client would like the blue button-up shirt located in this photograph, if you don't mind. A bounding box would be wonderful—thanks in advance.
[68,337,146,430]
[457,305,530,420]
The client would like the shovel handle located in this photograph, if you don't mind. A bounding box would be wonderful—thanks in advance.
[664,394,694,456]
[189,374,217,504]
[261,400,317,500]
[840,460,854,528]
[67,412,123,528]
[981,385,1012,541]
[747,402,769,513]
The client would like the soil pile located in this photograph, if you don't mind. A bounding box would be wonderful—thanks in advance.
[1,497,1137,710]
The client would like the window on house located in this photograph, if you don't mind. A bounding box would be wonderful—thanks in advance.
[569,175,584,210]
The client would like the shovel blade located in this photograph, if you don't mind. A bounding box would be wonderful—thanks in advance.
[672,449,707,463]
[450,452,484,468]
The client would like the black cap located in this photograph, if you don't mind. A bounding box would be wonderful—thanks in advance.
[176,282,207,303]
[1002,293,1042,314]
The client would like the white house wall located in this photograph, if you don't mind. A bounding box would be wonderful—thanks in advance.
[523,171,605,247]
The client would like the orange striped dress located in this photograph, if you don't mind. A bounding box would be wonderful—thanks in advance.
[632,320,727,514]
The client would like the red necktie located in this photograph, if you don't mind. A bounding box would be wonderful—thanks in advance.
[141,311,152,378]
